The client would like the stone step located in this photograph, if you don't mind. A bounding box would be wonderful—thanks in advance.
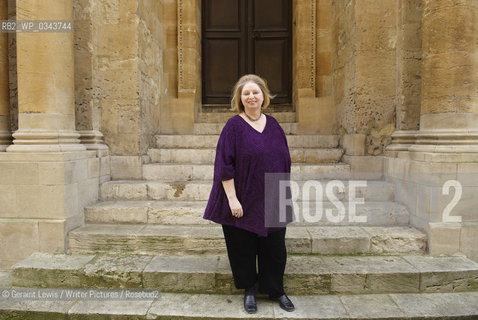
[68,225,426,255]
[100,180,396,202]
[197,111,296,123]
[155,134,340,149]
[194,122,299,135]
[84,200,409,226]
[148,147,344,164]
[0,271,10,287]
[142,163,352,181]
[1,291,478,319]
[11,253,478,296]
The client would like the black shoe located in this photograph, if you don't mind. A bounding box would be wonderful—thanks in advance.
[244,287,257,314]
[272,294,295,312]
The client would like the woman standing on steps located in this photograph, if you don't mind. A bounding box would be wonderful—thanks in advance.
[203,74,295,314]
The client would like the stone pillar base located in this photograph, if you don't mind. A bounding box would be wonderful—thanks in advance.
[386,130,419,151]
[0,130,11,151]
[7,129,86,152]
[429,222,478,260]
[78,130,108,151]
[385,150,478,262]
[387,130,478,153]
[0,151,99,269]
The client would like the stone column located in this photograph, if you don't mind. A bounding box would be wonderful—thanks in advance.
[7,0,85,152]
[409,0,478,153]
[0,1,11,151]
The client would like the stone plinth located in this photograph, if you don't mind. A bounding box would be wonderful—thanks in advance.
[0,151,99,269]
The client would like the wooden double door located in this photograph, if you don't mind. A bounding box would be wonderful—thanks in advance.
[202,0,292,106]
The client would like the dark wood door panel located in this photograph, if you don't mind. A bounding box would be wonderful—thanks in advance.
[204,0,241,31]
[203,39,242,103]
[252,0,290,31]
[254,39,290,103]
[202,0,291,106]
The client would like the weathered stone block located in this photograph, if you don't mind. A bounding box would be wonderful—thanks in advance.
[404,255,478,293]
[143,255,218,293]
[342,134,366,156]
[309,226,370,254]
[100,182,148,201]
[111,156,143,180]
[11,252,94,288]
[81,254,153,288]
[364,226,427,255]
[85,201,149,224]
[38,220,66,253]
[429,222,462,256]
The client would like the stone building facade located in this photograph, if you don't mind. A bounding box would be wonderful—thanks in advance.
[0,0,477,270]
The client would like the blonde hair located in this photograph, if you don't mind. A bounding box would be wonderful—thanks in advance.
[230,74,275,112]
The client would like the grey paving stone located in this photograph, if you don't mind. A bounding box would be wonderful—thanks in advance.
[390,292,478,318]
[11,252,95,288]
[68,300,153,319]
[147,293,275,319]
[403,255,478,292]
[0,299,75,320]
[273,295,348,319]
[81,254,154,288]
[340,294,405,318]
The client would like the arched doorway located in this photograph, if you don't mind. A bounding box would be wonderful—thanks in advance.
[201,0,292,107]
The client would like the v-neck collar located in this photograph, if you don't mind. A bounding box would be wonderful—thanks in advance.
[237,114,268,134]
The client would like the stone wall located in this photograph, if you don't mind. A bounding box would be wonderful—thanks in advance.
[75,0,162,179]
[420,0,477,117]
[74,0,95,133]
[332,0,398,155]
[396,0,421,131]
[138,0,162,155]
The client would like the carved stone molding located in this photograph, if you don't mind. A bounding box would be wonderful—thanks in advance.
[178,0,185,92]
[387,130,478,153]
[309,0,316,92]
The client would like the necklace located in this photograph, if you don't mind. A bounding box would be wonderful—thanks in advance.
[244,111,262,121]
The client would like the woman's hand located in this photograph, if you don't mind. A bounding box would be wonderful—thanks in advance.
[227,196,243,218]
[222,179,243,218]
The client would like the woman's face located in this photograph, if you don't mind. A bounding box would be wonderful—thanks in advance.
[241,81,264,112]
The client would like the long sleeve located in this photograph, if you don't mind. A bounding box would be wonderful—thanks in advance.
[214,123,236,182]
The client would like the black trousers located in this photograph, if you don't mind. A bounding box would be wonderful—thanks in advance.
[222,225,287,298]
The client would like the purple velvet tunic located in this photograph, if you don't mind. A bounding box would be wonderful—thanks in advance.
[203,114,292,237]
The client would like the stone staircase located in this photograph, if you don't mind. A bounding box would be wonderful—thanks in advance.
[2,111,478,319]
